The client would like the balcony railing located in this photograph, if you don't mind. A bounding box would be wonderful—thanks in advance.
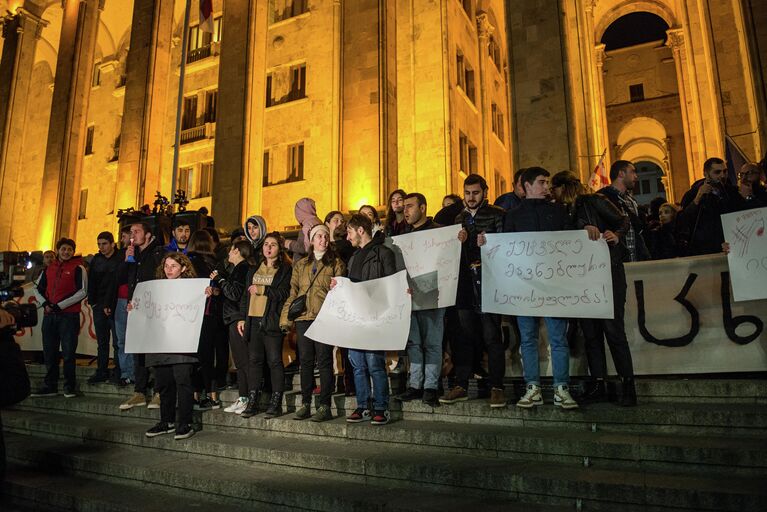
[180,122,215,145]
[187,45,212,64]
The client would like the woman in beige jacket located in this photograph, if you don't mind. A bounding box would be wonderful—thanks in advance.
[280,224,346,422]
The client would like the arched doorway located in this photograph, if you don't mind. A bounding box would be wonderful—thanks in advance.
[615,116,675,203]
[633,161,666,205]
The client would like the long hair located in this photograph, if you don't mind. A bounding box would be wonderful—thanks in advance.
[187,229,216,256]
[262,231,292,269]
[156,252,197,279]
[385,189,406,228]
[551,171,586,205]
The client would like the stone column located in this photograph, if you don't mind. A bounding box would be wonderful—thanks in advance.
[476,13,493,182]
[341,0,397,210]
[593,43,610,166]
[212,0,260,230]
[37,0,103,249]
[113,0,174,215]
[0,8,47,250]
[666,28,699,184]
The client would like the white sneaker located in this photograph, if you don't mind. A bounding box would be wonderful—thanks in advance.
[554,385,579,410]
[224,397,248,414]
[516,384,543,408]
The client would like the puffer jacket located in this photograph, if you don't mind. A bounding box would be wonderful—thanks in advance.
[215,260,250,325]
[280,255,346,328]
[239,261,292,336]
[347,235,397,283]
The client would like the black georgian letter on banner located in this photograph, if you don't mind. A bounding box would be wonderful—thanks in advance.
[634,274,700,347]
[720,272,763,345]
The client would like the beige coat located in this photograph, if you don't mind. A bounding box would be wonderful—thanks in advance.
[279,255,346,328]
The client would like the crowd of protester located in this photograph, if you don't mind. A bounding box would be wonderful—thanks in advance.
[24,156,767,440]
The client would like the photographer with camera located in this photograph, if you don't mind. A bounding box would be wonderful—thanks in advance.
[30,238,87,398]
[1,304,32,482]
[679,157,744,256]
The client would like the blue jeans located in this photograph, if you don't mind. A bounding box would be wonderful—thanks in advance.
[42,313,80,392]
[407,308,445,390]
[114,298,134,380]
[348,349,389,411]
[517,316,570,387]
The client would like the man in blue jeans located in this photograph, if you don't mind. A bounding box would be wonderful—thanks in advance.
[394,193,444,408]
[341,214,397,425]
[31,238,88,398]
[497,167,579,409]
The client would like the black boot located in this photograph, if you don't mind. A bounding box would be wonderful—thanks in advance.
[240,390,261,418]
[264,391,283,418]
[581,380,607,403]
[619,377,637,407]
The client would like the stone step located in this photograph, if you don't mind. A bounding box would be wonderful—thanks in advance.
[4,407,765,483]
[25,364,767,404]
[16,390,767,437]
[1,464,270,512]
[4,433,565,512]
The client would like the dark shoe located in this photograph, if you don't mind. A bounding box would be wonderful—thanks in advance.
[209,398,222,410]
[174,424,196,440]
[439,386,468,404]
[194,398,214,411]
[264,392,283,418]
[489,387,507,408]
[145,422,175,438]
[422,389,439,407]
[87,373,109,385]
[346,408,371,423]
[395,387,423,402]
[310,404,333,422]
[117,378,134,387]
[294,403,312,420]
[371,410,390,425]
[619,377,637,407]
[581,380,607,403]
[240,391,260,418]
[30,387,58,397]
[63,389,77,398]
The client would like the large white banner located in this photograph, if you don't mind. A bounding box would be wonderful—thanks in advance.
[721,207,767,301]
[480,231,614,319]
[306,271,411,351]
[390,225,461,310]
[125,278,208,354]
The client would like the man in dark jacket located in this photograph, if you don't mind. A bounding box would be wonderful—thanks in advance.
[86,232,121,384]
[118,222,167,411]
[395,193,444,407]
[678,157,744,255]
[494,168,526,211]
[166,218,191,254]
[441,174,506,407]
[598,160,650,262]
[501,167,579,410]
[344,214,397,425]
[31,238,88,398]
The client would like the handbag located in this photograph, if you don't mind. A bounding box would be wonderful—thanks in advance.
[286,263,323,321]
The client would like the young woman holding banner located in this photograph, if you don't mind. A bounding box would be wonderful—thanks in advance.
[237,233,292,418]
[139,252,200,440]
[280,224,346,422]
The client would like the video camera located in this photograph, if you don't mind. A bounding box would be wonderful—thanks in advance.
[0,287,37,329]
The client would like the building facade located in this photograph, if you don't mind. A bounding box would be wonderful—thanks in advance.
[0,0,764,252]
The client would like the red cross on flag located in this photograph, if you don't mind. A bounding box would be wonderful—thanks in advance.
[588,150,609,191]
[199,0,214,33]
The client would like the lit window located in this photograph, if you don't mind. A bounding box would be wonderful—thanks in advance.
[266,63,307,107]
[198,162,213,198]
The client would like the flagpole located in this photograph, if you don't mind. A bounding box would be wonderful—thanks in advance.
[171,0,192,204]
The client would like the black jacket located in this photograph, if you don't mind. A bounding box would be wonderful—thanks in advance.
[332,238,355,266]
[456,200,505,263]
[572,194,630,264]
[678,179,744,256]
[504,198,572,232]
[433,201,464,227]
[120,237,167,300]
[239,262,292,336]
[87,251,120,310]
[597,186,651,261]
[347,235,397,282]
[407,217,442,233]
[188,252,223,321]
[215,260,250,326]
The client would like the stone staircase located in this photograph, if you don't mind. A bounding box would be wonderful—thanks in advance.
[2,365,766,511]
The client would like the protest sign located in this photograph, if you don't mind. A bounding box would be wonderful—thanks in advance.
[721,207,767,301]
[306,270,411,351]
[480,231,614,319]
[125,278,208,353]
[390,225,461,310]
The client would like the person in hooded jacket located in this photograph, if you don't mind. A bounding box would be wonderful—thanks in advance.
[186,230,223,410]
[237,232,292,418]
[31,238,88,398]
[211,240,255,414]
[285,198,322,258]
[280,224,346,422]
[244,214,267,253]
